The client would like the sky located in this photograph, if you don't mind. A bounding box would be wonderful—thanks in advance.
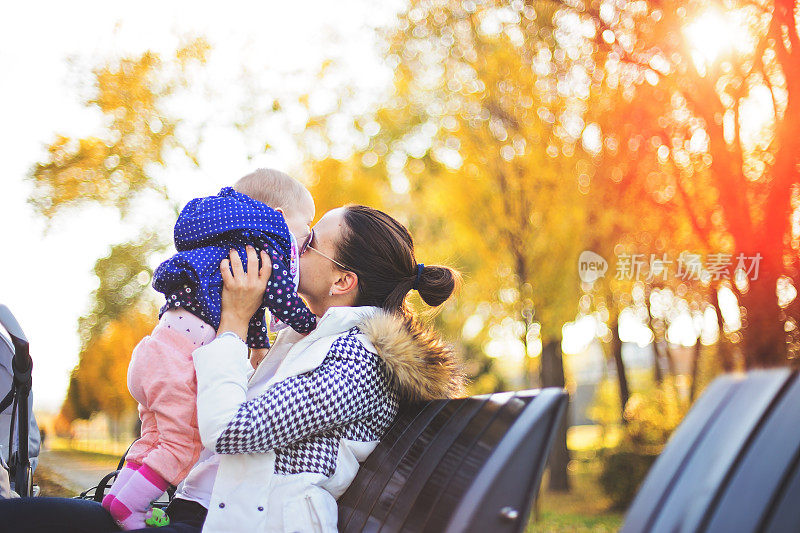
[0,0,401,412]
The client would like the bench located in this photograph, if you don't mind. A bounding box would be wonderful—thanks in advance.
[622,368,800,532]
[338,389,568,533]
[81,365,800,533]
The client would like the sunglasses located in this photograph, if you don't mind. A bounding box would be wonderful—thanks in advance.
[300,228,350,271]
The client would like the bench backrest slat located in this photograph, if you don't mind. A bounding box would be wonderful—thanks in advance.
[371,398,489,532]
[762,446,800,533]
[622,369,800,533]
[339,400,452,531]
[397,396,504,532]
[707,372,800,532]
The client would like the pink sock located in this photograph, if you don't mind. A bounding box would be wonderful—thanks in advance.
[101,461,139,512]
[107,463,170,530]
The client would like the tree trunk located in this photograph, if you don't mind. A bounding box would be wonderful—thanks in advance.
[663,341,677,377]
[689,338,702,403]
[541,339,570,492]
[645,290,663,384]
[521,310,539,388]
[786,270,800,364]
[712,287,736,372]
[652,343,663,384]
[739,269,787,368]
[610,313,630,421]
[739,0,800,367]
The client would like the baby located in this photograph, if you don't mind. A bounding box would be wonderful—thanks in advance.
[102,169,317,529]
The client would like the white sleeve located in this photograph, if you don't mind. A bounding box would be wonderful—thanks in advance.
[192,334,252,450]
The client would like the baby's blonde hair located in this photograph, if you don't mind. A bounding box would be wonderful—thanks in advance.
[233,168,311,210]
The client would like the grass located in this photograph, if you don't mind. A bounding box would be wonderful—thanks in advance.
[531,511,623,532]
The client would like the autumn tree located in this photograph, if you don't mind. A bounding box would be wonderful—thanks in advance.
[289,0,608,492]
[575,0,800,367]
[27,39,210,421]
[63,307,156,422]
[29,38,210,221]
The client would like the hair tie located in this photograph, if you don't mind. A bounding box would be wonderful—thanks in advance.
[413,263,425,291]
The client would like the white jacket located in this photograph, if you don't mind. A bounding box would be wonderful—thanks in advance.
[191,305,464,533]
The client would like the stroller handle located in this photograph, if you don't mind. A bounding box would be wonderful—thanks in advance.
[0,304,33,497]
[0,305,31,375]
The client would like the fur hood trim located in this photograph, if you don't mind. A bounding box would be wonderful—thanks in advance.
[359,310,466,401]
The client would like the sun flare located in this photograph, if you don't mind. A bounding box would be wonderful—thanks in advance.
[684,11,738,63]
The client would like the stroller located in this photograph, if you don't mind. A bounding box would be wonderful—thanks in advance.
[0,304,40,498]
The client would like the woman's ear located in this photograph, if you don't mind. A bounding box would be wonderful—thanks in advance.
[331,271,358,297]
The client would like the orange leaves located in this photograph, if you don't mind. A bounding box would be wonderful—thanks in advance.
[67,306,157,420]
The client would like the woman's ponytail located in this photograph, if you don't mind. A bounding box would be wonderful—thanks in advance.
[336,205,460,315]
[415,264,460,307]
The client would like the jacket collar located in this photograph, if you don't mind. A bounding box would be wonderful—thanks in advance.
[260,306,379,387]
[310,306,379,340]
[359,310,466,401]
[252,306,467,401]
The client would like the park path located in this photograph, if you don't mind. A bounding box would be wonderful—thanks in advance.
[37,449,119,494]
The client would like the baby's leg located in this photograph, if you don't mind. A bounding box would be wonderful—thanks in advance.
[140,342,204,485]
[103,339,160,521]
[108,312,211,529]
[103,405,163,529]
[101,460,139,511]
[136,312,209,483]
[105,339,168,529]
[109,462,170,530]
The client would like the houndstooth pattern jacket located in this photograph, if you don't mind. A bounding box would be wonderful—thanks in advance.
[215,327,399,476]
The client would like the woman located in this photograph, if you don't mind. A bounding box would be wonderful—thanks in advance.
[0,205,463,532]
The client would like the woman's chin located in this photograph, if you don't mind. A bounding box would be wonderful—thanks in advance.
[300,295,323,317]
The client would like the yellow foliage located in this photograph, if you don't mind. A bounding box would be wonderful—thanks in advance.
[175,37,211,65]
[304,156,390,218]
[65,306,157,420]
[28,37,208,223]
[621,380,687,454]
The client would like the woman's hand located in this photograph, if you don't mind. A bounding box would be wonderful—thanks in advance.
[218,246,272,341]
